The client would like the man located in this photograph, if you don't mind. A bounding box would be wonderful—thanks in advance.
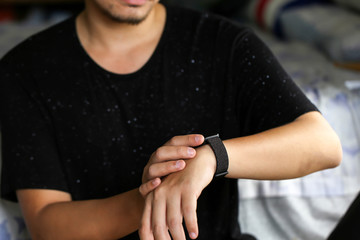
[0,0,342,239]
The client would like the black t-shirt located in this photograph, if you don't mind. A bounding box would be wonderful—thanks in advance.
[0,5,317,240]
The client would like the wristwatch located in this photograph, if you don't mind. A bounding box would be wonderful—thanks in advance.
[203,134,229,179]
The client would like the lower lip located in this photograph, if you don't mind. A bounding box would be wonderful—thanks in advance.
[122,0,147,5]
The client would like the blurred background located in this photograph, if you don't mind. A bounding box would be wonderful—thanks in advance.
[0,0,360,239]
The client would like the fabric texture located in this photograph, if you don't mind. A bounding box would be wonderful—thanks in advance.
[237,27,360,240]
[0,5,317,240]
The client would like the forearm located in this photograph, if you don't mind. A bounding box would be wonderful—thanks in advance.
[18,135,205,240]
[139,112,342,240]
[24,189,144,240]
[224,111,342,180]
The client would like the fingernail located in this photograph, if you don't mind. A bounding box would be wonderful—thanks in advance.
[195,135,202,143]
[175,160,184,168]
[152,178,159,186]
[188,148,196,156]
[190,232,197,239]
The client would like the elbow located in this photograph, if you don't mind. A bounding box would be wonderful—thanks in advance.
[327,134,342,169]
[304,112,343,171]
[300,128,342,177]
[301,133,342,177]
[319,130,342,170]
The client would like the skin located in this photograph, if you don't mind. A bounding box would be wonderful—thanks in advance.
[139,112,342,240]
[77,0,165,75]
[90,0,157,24]
[17,3,191,239]
[16,1,343,240]
[17,134,204,240]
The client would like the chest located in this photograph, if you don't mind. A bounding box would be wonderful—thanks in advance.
[30,52,236,198]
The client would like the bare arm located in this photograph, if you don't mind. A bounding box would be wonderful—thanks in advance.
[17,134,204,240]
[139,111,342,240]
[225,111,342,180]
[17,188,145,240]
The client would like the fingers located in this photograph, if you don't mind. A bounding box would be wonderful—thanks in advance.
[143,146,194,183]
[182,194,199,239]
[153,134,204,163]
[152,146,196,163]
[149,185,198,240]
[143,134,204,184]
[140,134,204,239]
[167,194,186,240]
[164,134,204,147]
[152,134,204,165]
[139,178,161,197]
[147,160,185,180]
[139,193,154,240]
[152,189,171,240]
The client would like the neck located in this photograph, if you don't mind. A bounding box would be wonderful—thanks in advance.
[75,1,166,74]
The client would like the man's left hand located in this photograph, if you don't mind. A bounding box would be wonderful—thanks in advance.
[139,145,216,240]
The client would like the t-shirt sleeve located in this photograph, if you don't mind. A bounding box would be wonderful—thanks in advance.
[0,55,69,202]
[231,29,319,135]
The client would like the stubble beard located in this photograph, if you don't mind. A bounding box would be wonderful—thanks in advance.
[101,4,153,25]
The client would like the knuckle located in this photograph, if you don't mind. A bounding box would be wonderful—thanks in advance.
[139,185,145,196]
[167,161,175,171]
[154,148,163,160]
[177,146,186,156]
[152,223,165,235]
[188,135,193,143]
[168,136,178,145]
[148,165,156,177]
[182,205,194,216]
[167,217,181,229]
[153,187,165,200]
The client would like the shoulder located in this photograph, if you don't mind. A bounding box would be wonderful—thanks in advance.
[169,6,251,34]
[1,16,77,67]
[165,5,254,49]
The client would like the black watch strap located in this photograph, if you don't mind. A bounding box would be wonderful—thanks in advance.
[204,134,229,179]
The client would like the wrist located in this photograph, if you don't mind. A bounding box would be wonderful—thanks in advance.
[185,145,216,186]
[198,144,217,175]
[202,134,229,179]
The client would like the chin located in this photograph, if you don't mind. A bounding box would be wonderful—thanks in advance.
[105,0,157,24]
[90,0,158,24]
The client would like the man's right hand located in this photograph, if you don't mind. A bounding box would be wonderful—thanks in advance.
[139,134,204,197]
